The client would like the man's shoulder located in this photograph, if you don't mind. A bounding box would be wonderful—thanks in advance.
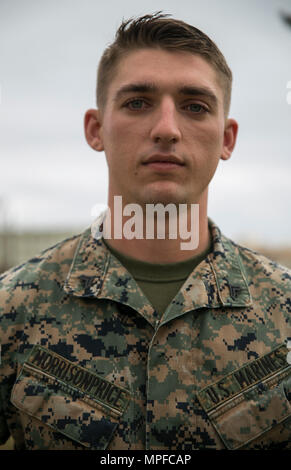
[0,231,83,294]
[230,238,291,286]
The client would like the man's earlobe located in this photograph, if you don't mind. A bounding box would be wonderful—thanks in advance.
[221,118,239,161]
[84,109,104,152]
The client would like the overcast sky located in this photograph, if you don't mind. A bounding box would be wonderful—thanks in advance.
[0,0,291,246]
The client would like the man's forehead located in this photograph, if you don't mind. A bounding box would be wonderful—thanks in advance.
[115,48,217,79]
[108,48,223,101]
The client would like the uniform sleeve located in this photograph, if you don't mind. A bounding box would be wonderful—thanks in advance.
[0,276,21,446]
[0,359,11,445]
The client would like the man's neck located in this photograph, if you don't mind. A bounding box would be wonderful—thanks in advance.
[101,199,211,263]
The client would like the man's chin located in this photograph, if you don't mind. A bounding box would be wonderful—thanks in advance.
[137,196,187,208]
[135,187,188,207]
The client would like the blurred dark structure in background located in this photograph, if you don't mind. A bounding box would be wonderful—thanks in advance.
[280,11,291,28]
[0,230,76,273]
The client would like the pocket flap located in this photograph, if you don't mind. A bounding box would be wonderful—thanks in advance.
[211,371,291,449]
[197,345,291,450]
[11,346,131,449]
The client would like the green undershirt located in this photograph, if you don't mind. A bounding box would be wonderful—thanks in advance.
[103,236,212,317]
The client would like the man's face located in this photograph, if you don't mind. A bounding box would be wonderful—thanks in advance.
[88,48,237,208]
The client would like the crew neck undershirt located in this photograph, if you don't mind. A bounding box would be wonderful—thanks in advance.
[103,234,212,317]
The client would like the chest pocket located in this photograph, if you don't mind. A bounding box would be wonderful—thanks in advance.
[197,347,291,450]
[10,346,131,450]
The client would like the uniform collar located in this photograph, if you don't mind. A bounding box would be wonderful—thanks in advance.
[64,218,252,326]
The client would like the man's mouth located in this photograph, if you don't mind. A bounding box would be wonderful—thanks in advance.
[142,154,185,170]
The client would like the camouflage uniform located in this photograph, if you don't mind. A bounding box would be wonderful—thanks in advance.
[0,218,291,450]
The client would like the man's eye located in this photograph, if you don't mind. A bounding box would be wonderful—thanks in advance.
[126,99,147,110]
[186,103,208,113]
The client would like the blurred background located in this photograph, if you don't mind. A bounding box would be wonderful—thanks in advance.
[0,0,291,449]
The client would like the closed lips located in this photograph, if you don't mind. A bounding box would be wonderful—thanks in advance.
[143,155,185,165]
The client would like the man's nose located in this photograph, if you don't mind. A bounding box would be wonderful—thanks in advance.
[150,99,181,144]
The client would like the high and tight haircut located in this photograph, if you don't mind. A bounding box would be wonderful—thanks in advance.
[96,12,233,116]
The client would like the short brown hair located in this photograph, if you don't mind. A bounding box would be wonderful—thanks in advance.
[96,12,232,115]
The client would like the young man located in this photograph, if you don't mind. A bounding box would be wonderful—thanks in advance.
[0,13,291,451]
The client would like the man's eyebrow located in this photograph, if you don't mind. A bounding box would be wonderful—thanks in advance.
[179,86,218,105]
[114,83,158,100]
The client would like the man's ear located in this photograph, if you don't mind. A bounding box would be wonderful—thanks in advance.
[84,109,104,152]
[221,118,239,161]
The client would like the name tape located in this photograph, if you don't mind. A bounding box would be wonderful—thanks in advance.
[26,345,131,414]
[197,344,290,412]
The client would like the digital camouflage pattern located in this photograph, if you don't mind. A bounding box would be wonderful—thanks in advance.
[0,218,291,450]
